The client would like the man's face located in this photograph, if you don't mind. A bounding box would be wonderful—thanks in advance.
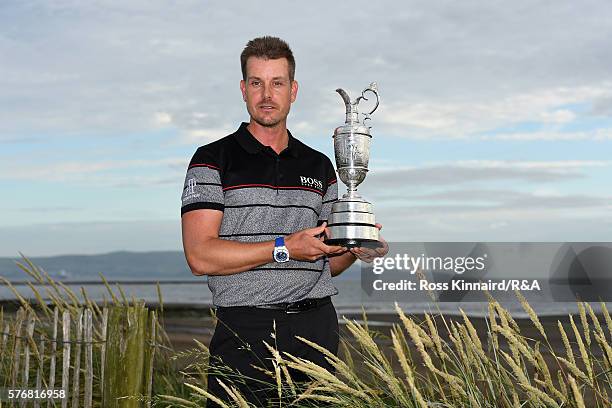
[240,57,298,128]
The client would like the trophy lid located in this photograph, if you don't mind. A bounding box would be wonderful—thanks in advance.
[334,83,379,137]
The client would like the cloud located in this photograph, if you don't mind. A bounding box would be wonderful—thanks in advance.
[363,160,609,191]
[179,126,236,145]
[0,157,188,183]
[0,219,182,257]
[451,160,611,170]
[591,97,612,116]
[10,206,81,213]
[2,1,612,254]
[359,160,612,241]
[399,188,612,210]
[540,109,576,124]
[377,208,612,242]
[481,129,612,141]
[377,85,612,138]
[154,111,172,126]
[108,175,183,188]
[371,188,612,242]
[2,1,612,142]
[0,135,45,144]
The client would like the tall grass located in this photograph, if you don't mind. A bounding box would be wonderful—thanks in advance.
[0,255,194,406]
[3,256,612,407]
[165,295,612,407]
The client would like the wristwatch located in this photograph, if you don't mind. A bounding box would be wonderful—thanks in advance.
[273,237,290,263]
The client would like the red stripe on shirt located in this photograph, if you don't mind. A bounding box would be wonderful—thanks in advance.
[223,183,323,195]
[188,163,220,170]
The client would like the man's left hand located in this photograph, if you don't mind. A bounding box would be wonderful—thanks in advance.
[349,223,389,263]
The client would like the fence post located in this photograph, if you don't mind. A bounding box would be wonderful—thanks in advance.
[100,308,108,391]
[48,308,58,408]
[84,309,93,408]
[71,310,83,408]
[61,311,71,408]
[1,323,8,353]
[11,308,25,390]
[34,336,44,408]
[0,307,4,355]
[21,314,35,408]
[102,304,151,408]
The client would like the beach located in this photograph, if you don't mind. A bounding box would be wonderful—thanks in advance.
[159,303,602,358]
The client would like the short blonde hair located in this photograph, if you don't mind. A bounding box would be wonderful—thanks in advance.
[240,36,295,81]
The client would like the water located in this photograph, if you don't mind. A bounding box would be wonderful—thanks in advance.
[0,251,605,318]
[0,279,594,318]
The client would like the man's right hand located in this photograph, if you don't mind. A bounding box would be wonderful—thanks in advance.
[285,222,347,262]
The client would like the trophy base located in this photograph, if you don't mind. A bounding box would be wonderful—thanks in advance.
[324,196,382,249]
[325,238,383,249]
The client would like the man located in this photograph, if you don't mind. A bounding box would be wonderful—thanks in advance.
[181,36,388,406]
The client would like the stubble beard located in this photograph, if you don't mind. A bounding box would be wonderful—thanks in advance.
[249,106,289,128]
[253,115,282,128]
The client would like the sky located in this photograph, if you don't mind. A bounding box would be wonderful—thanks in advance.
[1,0,612,256]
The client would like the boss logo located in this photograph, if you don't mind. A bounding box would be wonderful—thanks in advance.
[300,176,323,190]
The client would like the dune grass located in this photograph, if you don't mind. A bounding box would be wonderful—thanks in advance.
[2,256,612,407]
[163,295,612,408]
[0,255,188,406]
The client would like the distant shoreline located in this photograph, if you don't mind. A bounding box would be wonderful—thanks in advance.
[3,279,208,285]
[1,297,604,319]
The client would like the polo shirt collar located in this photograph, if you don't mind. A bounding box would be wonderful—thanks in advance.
[234,122,300,158]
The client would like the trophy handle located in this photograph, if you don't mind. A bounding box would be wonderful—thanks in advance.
[356,82,380,123]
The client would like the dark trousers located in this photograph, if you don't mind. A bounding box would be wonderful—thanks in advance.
[206,300,339,407]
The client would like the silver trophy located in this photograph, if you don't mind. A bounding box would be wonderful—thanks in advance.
[325,83,382,249]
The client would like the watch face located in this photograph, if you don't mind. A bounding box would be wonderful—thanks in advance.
[275,250,289,262]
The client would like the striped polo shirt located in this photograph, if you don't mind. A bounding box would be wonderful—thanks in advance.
[181,122,339,307]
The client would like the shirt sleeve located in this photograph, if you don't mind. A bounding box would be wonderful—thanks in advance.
[180,147,224,216]
[318,157,338,224]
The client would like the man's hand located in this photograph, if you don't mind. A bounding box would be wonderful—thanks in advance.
[349,223,389,263]
[285,222,347,262]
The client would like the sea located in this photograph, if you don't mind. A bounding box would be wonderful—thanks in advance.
[0,251,604,318]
